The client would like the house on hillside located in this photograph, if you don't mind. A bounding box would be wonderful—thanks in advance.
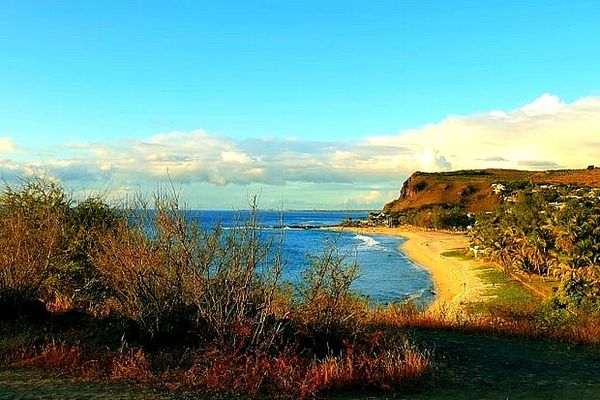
[491,183,505,194]
[368,212,393,226]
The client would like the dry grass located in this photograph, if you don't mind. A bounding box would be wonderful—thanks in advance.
[8,343,153,382]
[111,349,153,382]
[44,293,75,314]
[367,301,600,344]
[11,342,84,373]
[182,341,430,399]
[5,338,430,400]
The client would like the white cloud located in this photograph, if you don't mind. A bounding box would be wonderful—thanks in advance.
[1,93,599,208]
[0,137,15,153]
[521,93,564,115]
[381,93,600,171]
[220,151,253,164]
[357,190,383,203]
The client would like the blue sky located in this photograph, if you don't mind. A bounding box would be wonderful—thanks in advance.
[1,1,599,208]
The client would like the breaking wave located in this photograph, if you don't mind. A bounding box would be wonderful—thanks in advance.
[354,234,388,252]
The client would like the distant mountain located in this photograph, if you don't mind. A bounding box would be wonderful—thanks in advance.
[383,167,600,213]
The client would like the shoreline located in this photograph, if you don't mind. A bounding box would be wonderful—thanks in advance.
[331,226,489,315]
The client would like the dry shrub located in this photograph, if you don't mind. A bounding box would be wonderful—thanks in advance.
[0,179,67,313]
[53,196,124,314]
[183,202,287,348]
[0,179,123,316]
[89,189,381,360]
[91,218,187,338]
[92,192,287,347]
[111,349,153,382]
[12,342,83,372]
[298,242,362,328]
[292,242,369,355]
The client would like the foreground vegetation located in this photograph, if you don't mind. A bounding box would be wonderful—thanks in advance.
[4,329,600,400]
[0,178,598,398]
[0,178,430,399]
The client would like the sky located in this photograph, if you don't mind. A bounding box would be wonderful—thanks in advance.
[1,1,599,209]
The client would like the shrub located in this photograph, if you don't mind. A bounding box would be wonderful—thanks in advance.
[51,196,124,313]
[90,205,189,338]
[294,240,366,354]
[429,206,473,229]
[554,274,600,312]
[394,206,472,229]
[0,178,68,316]
[91,192,288,348]
[0,180,435,399]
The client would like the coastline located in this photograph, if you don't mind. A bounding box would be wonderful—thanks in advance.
[331,226,489,315]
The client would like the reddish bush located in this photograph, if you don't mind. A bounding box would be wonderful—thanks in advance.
[111,349,153,382]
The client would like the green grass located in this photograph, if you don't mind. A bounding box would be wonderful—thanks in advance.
[470,265,537,316]
[476,265,533,299]
[0,369,171,399]
[440,248,471,261]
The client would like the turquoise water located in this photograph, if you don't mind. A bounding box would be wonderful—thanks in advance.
[186,210,434,304]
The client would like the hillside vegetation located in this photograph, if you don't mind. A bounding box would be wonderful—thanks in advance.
[469,184,600,311]
[381,167,600,313]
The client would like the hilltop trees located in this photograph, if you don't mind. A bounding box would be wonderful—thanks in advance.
[392,205,473,230]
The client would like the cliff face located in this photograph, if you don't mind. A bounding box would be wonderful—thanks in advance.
[383,168,600,213]
[382,170,500,213]
[398,172,423,200]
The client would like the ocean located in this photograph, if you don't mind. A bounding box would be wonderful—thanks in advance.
[185,210,434,305]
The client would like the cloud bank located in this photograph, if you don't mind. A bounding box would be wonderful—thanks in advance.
[1,94,598,208]
[377,93,600,172]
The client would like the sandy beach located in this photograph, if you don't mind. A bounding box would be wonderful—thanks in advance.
[332,226,489,315]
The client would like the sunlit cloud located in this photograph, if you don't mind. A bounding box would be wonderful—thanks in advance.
[1,93,599,208]
[0,137,15,153]
[373,93,600,171]
[357,190,384,203]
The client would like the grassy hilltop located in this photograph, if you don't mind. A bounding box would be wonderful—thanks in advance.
[383,168,600,213]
